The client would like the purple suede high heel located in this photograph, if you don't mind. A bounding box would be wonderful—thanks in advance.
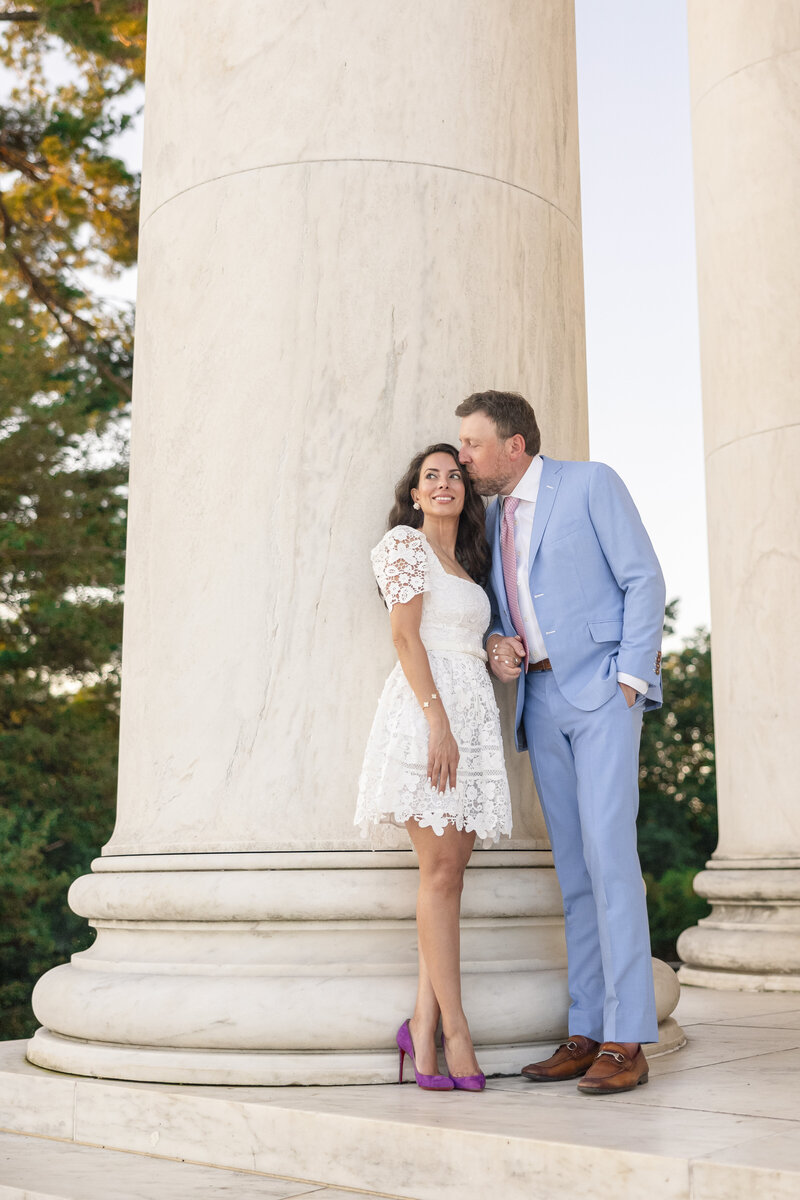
[442,1033,486,1092]
[396,1020,454,1091]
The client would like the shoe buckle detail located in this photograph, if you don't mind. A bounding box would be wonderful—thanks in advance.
[566,1040,579,1051]
[598,1050,625,1063]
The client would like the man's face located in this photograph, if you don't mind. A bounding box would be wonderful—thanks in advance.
[458,411,516,496]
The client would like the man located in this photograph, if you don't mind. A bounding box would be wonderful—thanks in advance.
[456,390,664,1095]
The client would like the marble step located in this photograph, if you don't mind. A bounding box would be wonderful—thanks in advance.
[0,1132,378,1200]
[3,988,800,1200]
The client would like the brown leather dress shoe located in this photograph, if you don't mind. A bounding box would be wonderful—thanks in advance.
[521,1036,600,1082]
[577,1043,649,1095]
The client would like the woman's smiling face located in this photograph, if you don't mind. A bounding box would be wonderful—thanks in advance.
[411,452,466,520]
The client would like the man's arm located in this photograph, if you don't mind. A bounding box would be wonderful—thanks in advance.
[587,463,666,690]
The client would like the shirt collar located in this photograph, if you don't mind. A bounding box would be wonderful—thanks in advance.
[508,455,543,503]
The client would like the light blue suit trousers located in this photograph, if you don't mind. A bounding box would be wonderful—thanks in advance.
[487,457,664,1043]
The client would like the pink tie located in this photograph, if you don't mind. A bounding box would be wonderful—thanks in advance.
[501,497,529,665]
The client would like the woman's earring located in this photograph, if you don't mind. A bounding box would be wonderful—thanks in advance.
[413,501,421,510]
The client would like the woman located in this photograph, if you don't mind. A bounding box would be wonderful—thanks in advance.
[355,443,512,1091]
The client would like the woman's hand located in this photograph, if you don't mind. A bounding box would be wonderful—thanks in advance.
[427,716,459,793]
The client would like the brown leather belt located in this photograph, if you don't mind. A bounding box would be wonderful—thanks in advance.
[527,658,553,673]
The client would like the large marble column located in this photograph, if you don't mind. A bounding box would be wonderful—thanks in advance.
[678,2,800,989]
[27,1,677,1084]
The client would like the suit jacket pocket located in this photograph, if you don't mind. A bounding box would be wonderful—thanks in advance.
[545,521,584,545]
[588,619,624,643]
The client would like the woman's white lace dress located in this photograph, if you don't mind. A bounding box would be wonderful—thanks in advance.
[355,525,512,845]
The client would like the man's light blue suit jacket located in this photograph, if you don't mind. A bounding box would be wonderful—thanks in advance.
[486,456,666,753]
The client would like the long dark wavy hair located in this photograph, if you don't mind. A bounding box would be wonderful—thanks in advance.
[387,443,491,585]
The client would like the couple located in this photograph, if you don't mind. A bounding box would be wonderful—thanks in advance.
[355,390,665,1096]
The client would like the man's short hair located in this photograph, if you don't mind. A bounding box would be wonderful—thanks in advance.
[455,390,541,457]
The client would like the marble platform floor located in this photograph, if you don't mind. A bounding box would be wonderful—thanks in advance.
[1,986,799,1200]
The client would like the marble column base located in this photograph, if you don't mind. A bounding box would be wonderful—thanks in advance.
[27,852,682,1083]
[28,851,568,1083]
[28,1003,684,1086]
[678,865,800,990]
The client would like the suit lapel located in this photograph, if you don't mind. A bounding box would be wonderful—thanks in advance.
[528,456,562,565]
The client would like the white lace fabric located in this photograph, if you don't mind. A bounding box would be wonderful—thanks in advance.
[356,526,512,846]
[370,524,429,610]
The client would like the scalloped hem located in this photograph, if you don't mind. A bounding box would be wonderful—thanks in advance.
[355,811,511,847]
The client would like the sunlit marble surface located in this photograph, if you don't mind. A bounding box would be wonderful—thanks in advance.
[3,988,800,1199]
[113,0,588,860]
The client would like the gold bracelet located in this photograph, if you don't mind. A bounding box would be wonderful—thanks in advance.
[422,692,439,710]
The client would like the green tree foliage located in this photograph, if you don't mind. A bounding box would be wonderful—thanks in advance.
[645,867,710,965]
[640,606,717,960]
[1,2,144,1036]
[639,624,716,873]
[0,3,145,80]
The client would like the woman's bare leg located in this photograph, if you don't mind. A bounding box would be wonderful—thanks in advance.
[406,944,441,1075]
[406,821,479,1077]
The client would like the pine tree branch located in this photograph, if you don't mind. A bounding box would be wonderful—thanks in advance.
[0,145,47,181]
[0,192,133,402]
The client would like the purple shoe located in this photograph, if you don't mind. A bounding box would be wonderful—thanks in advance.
[442,1033,486,1092]
[450,1071,486,1092]
[396,1020,454,1090]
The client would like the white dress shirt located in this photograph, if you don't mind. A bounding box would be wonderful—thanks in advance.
[506,456,548,664]
[506,456,647,694]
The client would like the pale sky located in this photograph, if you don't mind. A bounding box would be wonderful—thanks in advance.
[575,1,709,641]
[3,3,710,641]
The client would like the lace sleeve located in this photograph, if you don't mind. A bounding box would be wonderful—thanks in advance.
[371,526,429,610]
